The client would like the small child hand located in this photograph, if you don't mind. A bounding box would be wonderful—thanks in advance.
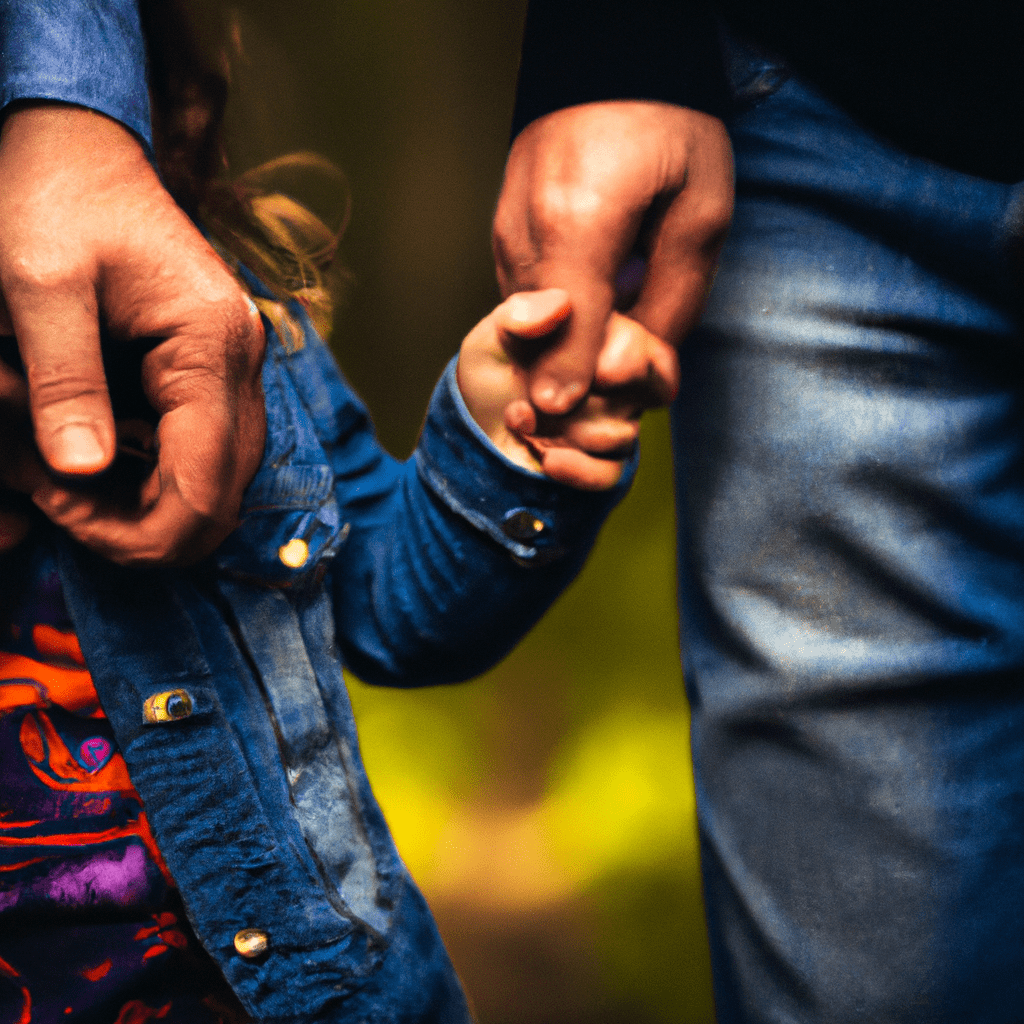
[457,290,679,490]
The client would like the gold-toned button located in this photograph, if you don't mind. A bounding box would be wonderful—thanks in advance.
[142,689,193,724]
[234,928,269,959]
[502,510,547,543]
[278,537,309,568]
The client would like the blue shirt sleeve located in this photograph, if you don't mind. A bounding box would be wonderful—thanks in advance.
[0,0,152,150]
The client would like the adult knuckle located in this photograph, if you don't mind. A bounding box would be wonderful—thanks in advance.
[1,253,83,297]
[223,333,264,395]
[690,208,732,253]
[703,191,735,234]
[112,524,200,568]
[207,290,265,366]
[29,374,107,409]
[533,180,603,235]
[492,199,519,245]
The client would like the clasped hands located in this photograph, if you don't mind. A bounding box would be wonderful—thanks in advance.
[0,99,733,562]
[477,99,734,489]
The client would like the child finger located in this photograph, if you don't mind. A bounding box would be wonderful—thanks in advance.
[537,445,627,491]
[554,414,640,455]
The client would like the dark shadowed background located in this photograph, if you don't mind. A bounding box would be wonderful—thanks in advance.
[203,2,714,1019]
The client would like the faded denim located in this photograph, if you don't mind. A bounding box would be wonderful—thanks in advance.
[46,285,631,1022]
[675,70,1024,1022]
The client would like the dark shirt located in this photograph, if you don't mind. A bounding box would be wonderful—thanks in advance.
[513,0,1024,182]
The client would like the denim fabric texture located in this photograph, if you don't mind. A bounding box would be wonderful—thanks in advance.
[0,0,151,148]
[676,69,1024,1022]
[0,10,636,1017]
[48,286,633,1023]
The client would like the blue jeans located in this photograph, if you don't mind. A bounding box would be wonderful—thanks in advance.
[674,69,1024,1023]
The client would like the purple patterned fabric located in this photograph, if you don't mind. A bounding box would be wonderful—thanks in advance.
[0,546,247,1023]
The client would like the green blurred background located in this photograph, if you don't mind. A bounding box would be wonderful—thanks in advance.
[212,2,715,1019]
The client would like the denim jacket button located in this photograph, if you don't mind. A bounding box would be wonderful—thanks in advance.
[278,538,310,569]
[233,928,269,959]
[502,509,547,542]
[142,689,193,724]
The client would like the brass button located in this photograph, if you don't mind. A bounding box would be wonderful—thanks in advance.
[142,689,193,724]
[502,509,547,542]
[278,537,309,568]
[233,928,269,959]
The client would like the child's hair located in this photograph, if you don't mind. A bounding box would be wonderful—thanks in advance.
[138,0,347,344]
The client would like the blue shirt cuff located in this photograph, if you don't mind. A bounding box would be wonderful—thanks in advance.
[416,357,637,566]
[0,0,152,151]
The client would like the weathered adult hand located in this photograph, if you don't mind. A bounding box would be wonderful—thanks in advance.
[0,104,265,565]
[493,100,733,415]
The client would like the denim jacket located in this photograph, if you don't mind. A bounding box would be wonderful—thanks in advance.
[0,8,633,1016]
[45,284,631,1023]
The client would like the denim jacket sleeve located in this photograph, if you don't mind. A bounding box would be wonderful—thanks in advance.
[50,287,632,1021]
[0,0,152,148]
[216,289,636,687]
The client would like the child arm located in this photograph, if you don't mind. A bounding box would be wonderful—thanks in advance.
[317,291,675,685]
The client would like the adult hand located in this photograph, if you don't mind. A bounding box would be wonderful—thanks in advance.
[0,104,266,565]
[493,100,733,415]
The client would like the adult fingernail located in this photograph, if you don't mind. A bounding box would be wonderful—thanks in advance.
[51,424,106,474]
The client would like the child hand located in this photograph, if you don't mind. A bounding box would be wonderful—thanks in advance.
[457,289,679,490]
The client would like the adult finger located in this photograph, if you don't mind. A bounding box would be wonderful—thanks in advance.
[494,214,621,415]
[0,105,119,477]
[628,114,733,344]
[506,311,680,453]
[30,400,258,567]
[593,312,681,405]
[495,112,641,414]
[31,290,266,566]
